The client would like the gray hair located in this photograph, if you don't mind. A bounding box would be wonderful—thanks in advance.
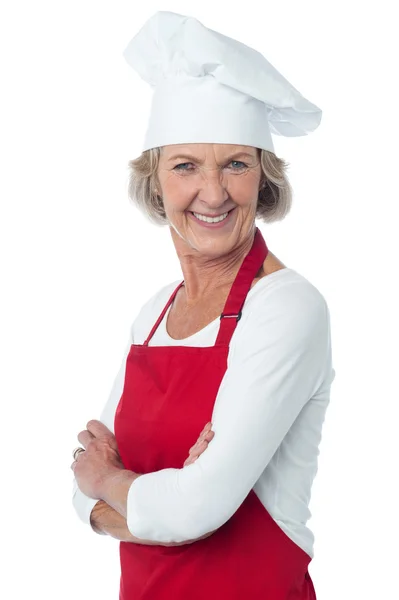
[127,147,292,227]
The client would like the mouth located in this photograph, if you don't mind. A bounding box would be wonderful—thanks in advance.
[188,207,236,228]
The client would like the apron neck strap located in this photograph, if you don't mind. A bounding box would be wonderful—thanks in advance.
[215,227,268,346]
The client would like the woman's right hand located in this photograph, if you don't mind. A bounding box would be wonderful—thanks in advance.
[183,422,214,467]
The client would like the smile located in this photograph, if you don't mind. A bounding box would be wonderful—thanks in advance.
[188,208,236,228]
[193,211,229,223]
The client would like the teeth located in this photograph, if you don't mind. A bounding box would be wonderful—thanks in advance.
[193,211,229,223]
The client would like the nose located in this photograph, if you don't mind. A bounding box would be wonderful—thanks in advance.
[197,169,229,208]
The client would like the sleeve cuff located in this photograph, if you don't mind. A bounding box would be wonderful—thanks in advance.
[72,479,100,525]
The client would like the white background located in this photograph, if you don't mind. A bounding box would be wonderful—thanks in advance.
[1,1,398,598]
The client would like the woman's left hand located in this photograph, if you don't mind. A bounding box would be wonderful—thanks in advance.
[71,420,125,499]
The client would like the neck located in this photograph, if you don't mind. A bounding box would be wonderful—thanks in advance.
[169,226,256,306]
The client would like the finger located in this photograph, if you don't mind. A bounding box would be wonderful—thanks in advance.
[199,430,214,442]
[194,431,214,448]
[188,441,198,453]
[201,422,212,434]
[77,430,95,448]
[190,436,204,452]
[189,424,212,450]
[191,431,214,453]
[196,441,208,454]
[187,429,214,456]
[86,420,114,439]
[185,437,212,465]
[196,424,211,441]
[188,440,208,457]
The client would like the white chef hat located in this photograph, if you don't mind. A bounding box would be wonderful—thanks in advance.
[123,11,322,154]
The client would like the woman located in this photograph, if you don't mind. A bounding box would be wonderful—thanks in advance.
[71,11,335,599]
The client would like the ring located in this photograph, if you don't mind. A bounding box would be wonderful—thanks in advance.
[72,447,85,461]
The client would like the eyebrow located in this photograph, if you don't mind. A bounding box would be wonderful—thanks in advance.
[166,151,256,163]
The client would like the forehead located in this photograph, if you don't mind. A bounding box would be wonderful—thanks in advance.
[160,143,258,160]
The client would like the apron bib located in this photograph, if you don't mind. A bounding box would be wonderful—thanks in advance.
[114,227,317,599]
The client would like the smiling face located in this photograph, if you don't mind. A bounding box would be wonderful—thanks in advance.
[156,143,262,258]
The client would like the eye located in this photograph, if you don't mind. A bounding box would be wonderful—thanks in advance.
[173,161,248,172]
[173,162,194,171]
[229,161,247,170]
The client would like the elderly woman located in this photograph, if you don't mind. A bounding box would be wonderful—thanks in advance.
[71,11,335,600]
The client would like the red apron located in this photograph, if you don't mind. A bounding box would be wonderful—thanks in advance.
[114,227,317,599]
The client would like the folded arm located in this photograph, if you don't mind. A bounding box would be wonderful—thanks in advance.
[72,327,215,546]
[90,499,215,545]
[125,283,332,544]
[73,281,333,546]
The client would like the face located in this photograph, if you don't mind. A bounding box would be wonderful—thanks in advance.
[156,143,262,258]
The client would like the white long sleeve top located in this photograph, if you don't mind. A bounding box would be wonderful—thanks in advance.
[72,267,335,558]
